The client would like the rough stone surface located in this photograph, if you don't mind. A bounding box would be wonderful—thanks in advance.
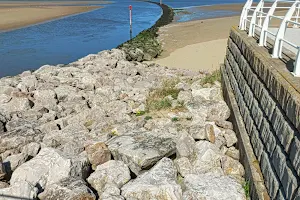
[106,131,176,175]
[87,160,131,196]
[224,129,238,147]
[0,47,248,199]
[121,158,182,200]
[86,142,111,170]
[10,148,89,190]
[38,177,96,200]
[183,174,246,200]
[0,180,38,200]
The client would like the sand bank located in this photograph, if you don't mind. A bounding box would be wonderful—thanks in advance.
[145,3,243,72]
[0,1,108,31]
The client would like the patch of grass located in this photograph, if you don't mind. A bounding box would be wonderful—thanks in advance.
[144,116,153,120]
[151,79,180,99]
[200,70,221,85]
[136,111,146,116]
[147,98,172,111]
[146,78,180,111]
[171,117,179,122]
[243,180,250,198]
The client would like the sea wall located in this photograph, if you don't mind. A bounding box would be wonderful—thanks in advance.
[222,26,300,199]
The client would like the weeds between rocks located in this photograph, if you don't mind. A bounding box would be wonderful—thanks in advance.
[146,78,180,111]
[200,70,221,85]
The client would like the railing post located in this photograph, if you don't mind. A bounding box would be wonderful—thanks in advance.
[293,48,300,76]
[294,4,300,28]
[240,0,253,30]
[259,0,278,46]
[249,0,264,37]
[272,1,297,58]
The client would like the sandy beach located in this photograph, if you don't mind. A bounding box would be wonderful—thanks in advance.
[0,1,109,31]
[151,11,240,72]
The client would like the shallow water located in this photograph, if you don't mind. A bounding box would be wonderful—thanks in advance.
[0,0,245,77]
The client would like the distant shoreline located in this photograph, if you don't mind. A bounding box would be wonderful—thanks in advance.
[0,1,109,32]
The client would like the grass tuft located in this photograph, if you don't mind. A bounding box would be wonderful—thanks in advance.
[144,116,153,120]
[136,111,146,116]
[171,117,179,122]
[146,78,180,111]
[201,70,221,85]
[243,180,250,198]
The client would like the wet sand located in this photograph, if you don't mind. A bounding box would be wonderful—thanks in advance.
[0,1,109,31]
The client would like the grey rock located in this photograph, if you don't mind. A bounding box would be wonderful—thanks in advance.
[33,90,58,110]
[121,158,182,200]
[224,129,238,147]
[0,97,33,118]
[38,177,96,200]
[183,174,246,200]
[0,180,38,200]
[221,156,245,177]
[176,133,195,158]
[174,157,193,177]
[100,183,125,200]
[226,147,240,160]
[191,87,223,103]
[175,82,190,91]
[0,181,9,189]
[206,101,231,121]
[192,141,223,175]
[10,148,89,190]
[215,120,234,130]
[87,160,131,196]
[0,94,11,104]
[106,131,176,175]
[177,91,193,105]
[21,142,41,158]
[0,128,43,155]
[3,153,28,172]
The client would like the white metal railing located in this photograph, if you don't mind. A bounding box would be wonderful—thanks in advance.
[239,0,300,76]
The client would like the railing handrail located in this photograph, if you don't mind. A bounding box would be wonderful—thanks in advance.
[239,0,300,76]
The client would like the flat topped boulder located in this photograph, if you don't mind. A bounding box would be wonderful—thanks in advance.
[183,174,246,200]
[106,131,176,175]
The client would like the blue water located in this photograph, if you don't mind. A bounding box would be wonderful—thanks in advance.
[0,0,245,77]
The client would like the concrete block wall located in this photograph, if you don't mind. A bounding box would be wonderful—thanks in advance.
[223,27,300,199]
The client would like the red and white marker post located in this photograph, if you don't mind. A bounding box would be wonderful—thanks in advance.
[129,5,133,39]
[129,5,132,28]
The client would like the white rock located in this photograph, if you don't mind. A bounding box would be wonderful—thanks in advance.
[0,180,38,200]
[87,160,131,196]
[224,129,238,147]
[10,148,89,190]
[176,133,195,158]
[183,174,246,200]
[121,158,182,200]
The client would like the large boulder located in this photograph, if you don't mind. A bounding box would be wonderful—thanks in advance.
[0,180,38,200]
[10,148,89,191]
[106,131,176,175]
[87,160,131,196]
[121,158,182,200]
[191,141,223,175]
[38,177,96,200]
[183,174,246,200]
